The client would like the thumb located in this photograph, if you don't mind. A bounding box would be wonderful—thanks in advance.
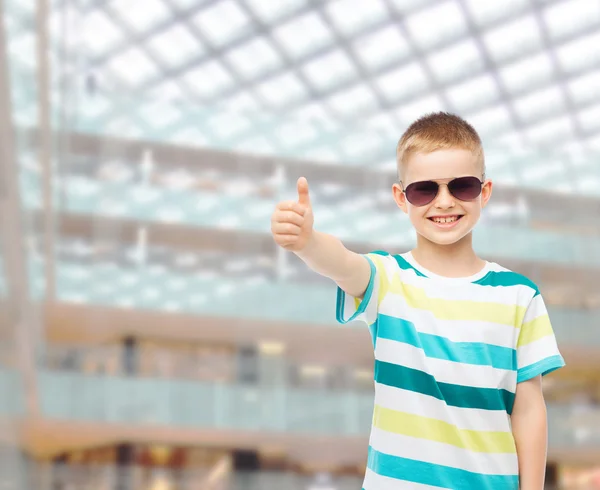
[297,177,311,206]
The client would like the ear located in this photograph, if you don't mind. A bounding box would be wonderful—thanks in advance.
[481,179,493,209]
[392,183,408,214]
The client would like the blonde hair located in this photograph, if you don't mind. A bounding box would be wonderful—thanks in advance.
[396,112,485,179]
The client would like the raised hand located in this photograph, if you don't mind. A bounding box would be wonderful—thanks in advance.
[270,177,315,251]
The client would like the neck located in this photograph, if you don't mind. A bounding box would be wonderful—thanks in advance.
[411,232,486,278]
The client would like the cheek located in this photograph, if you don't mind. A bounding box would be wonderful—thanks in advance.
[407,205,428,222]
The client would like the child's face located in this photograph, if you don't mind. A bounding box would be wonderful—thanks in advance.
[392,148,492,247]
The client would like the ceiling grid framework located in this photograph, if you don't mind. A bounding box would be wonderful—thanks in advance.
[5,0,600,191]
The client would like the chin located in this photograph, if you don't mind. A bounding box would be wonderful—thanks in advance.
[419,232,467,246]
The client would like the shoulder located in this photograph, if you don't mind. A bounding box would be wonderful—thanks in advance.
[365,250,426,278]
[474,262,541,298]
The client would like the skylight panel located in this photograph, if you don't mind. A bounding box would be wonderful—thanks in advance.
[513,86,564,122]
[147,80,187,103]
[327,85,378,116]
[340,132,382,158]
[81,10,124,54]
[387,0,432,12]
[398,94,445,123]
[209,112,252,139]
[272,12,334,59]
[244,0,306,22]
[526,116,573,143]
[556,31,600,74]
[302,49,358,91]
[577,103,600,133]
[463,0,531,26]
[255,73,308,107]
[374,62,429,102]
[291,102,337,128]
[521,159,565,181]
[427,39,484,84]
[277,120,318,147]
[110,0,170,33]
[405,1,468,50]
[365,112,401,139]
[542,0,600,41]
[567,70,600,105]
[140,101,181,129]
[104,48,159,86]
[483,15,542,63]
[446,74,499,112]
[181,61,234,98]
[147,25,202,68]
[191,0,252,46]
[467,105,512,135]
[221,91,263,113]
[225,37,281,80]
[325,0,388,36]
[498,52,554,95]
[352,26,410,71]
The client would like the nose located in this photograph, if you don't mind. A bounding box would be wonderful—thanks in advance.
[434,184,455,209]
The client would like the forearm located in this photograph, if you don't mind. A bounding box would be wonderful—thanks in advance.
[512,379,548,490]
[295,230,370,297]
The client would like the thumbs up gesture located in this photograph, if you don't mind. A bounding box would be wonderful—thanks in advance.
[271,177,315,251]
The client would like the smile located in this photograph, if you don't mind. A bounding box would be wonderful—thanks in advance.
[427,215,464,228]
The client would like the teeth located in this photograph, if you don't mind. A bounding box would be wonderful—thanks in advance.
[432,216,458,223]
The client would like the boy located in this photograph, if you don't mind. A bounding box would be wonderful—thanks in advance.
[270,112,565,490]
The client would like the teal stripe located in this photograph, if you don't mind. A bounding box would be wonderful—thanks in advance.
[392,254,428,277]
[375,360,515,413]
[377,315,516,371]
[336,256,376,325]
[368,447,519,490]
[517,355,565,383]
[472,270,540,296]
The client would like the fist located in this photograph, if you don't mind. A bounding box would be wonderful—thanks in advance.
[271,177,314,251]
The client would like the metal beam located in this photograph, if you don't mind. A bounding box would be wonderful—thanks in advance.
[37,0,55,301]
[0,0,40,416]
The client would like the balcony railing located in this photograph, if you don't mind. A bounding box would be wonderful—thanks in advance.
[2,369,598,451]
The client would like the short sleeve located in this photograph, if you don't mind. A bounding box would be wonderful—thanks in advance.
[516,293,565,383]
[335,252,389,326]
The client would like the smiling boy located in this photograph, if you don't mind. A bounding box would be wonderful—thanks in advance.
[270,112,564,490]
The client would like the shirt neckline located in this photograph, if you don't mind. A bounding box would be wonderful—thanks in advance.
[402,251,492,284]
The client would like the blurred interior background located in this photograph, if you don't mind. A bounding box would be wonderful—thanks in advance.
[1,0,600,488]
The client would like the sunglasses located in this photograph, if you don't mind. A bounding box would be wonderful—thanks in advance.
[401,176,484,207]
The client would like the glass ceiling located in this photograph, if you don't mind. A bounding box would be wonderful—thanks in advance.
[4,0,600,194]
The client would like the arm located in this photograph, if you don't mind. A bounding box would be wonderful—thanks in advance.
[295,230,371,298]
[511,375,547,490]
[271,177,371,298]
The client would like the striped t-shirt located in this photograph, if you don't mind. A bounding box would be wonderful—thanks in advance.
[336,251,565,490]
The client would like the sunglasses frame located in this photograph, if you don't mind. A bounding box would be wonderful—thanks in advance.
[399,175,486,207]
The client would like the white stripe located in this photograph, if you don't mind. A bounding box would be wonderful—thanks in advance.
[363,468,445,490]
[378,296,518,348]
[374,383,511,432]
[375,338,516,392]
[395,267,534,307]
[522,294,548,323]
[517,336,561,370]
[369,428,518,476]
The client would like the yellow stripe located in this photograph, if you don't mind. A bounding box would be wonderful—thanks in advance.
[517,314,553,347]
[373,405,516,454]
[387,280,526,327]
[369,255,390,306]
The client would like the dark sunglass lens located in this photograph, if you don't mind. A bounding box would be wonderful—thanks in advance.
[448,176,482,201]
[406,181,439,206]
